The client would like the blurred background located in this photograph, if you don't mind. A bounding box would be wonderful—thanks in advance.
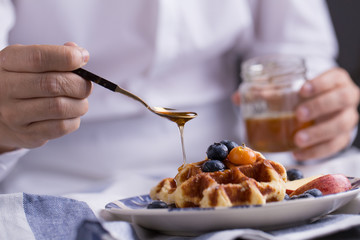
[326,0,360,147]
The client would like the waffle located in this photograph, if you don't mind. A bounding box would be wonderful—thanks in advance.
[150,151,287,208]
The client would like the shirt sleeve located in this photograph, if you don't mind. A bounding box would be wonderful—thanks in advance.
[0,0,22,182]
[0,0,15,50]
[245,0,338,78]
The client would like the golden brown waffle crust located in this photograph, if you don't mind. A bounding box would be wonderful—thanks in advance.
[150,153,287,208]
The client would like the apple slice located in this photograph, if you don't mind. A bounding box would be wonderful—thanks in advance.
[289,174,352,197]
[286,174,323,195]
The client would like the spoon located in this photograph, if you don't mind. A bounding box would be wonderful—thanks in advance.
[72,68,198,124]
[73,68,197,165]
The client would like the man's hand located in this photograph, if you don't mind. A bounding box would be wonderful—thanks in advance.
[0,43,92,153]
[293,68,360,160]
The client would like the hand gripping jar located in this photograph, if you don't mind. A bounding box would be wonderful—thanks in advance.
[239,55,313,153]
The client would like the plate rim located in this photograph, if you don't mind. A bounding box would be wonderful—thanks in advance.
[104,177,360,234]
[105,187,360,216]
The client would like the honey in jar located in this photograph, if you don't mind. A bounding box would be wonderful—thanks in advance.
[245,113,313,152]
[239,55,308,152]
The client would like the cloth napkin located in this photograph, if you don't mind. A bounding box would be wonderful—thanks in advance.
[1,192,360,240]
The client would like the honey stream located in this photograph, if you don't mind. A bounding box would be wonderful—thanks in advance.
[155,109,197,165]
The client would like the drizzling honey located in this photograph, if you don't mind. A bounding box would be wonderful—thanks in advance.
[154,108,197,166]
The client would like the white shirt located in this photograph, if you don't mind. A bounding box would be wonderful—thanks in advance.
[0,0,337,194]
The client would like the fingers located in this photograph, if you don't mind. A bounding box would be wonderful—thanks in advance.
[0,43,91,151]
[27,118,82,144]
[0,44,89,72]
[299,68,353,97]
[296,68,360,122]
[293,68,360,161]
[2,71,92,99]
[0,95,85,149]
[0,96,88,149]
[2,97,89,126]
[0,117,82,149]
[231,91,241,105]
[293,132,351,161]
[294,108,358,148]
[64,41,78,47]
[296,85,359,122]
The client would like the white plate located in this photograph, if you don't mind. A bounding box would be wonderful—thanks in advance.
[105,177,360,236]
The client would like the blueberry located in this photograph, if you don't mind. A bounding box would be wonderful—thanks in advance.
[287,169,304,181]
[290,193,315,200]
[284,194,291,201]
[206,143,228,161]
[304,188,323,197]
[147,200,168,209]
[220,140,239,153]
[201,160,226,172]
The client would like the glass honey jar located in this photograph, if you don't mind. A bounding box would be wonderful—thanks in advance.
[239,55,313,153]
